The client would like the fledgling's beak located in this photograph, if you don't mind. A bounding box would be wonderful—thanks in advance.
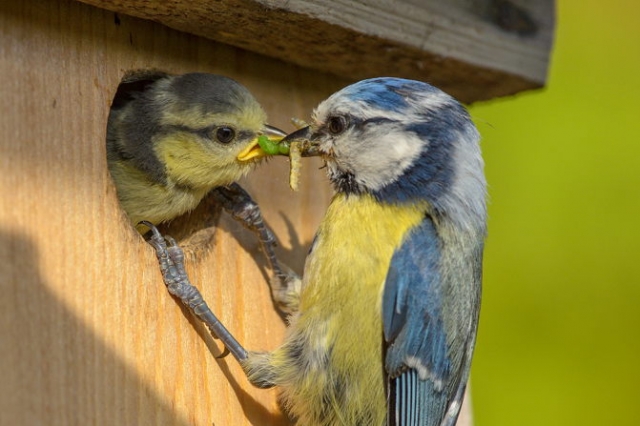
[236,124,287,162]
[279,126,321,157]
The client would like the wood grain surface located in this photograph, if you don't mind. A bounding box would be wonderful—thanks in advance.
[75,0,555,103]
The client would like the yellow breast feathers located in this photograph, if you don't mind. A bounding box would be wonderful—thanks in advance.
[301,192,427,310]
[278,193,427,425]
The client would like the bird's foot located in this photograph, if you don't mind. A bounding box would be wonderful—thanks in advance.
[211,183,301,314]
[140,221,248,361]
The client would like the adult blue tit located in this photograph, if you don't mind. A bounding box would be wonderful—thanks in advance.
[144,77,487,426]
[106,71,285,231]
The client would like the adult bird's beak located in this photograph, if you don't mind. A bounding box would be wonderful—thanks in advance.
[236,124,287,162]
[279,126,321,157]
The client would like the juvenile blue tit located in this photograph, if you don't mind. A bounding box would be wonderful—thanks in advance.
[145,77,487,426]
[106,71,285,230]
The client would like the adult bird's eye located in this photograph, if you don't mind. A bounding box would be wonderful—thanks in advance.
[327,116,348,135]
[215,126,235,144]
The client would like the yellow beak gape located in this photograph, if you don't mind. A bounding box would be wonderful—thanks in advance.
[236,138,266,162]
[236,125,286,162]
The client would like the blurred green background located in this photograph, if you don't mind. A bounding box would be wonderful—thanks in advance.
[470,0,640,424]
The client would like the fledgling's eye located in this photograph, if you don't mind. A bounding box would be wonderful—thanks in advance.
[327,115,348,135]
[215,126,236,144]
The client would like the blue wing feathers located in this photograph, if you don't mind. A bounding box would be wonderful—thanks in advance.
[383,216,454,425]
[383,216,448,377]
[382,263,408,343]
[389,370,449,426]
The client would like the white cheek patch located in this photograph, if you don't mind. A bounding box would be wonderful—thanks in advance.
[312,87,457,194]
[350,129,424,191]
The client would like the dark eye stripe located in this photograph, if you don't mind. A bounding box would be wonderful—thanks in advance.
[236,130,254,141]
[344,116,396,133]
[167,125,253,143]
[166,124,214,138]
[360,117,395,126]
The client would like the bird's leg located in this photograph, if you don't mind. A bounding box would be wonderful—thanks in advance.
[142,221,248,362]
[143,221,280,389]
[211,183,301,314]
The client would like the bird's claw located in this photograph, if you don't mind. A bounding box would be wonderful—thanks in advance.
[216,346,231,359]
[138,220,248,361]
[212,184,276,244]
[211,184,302,313]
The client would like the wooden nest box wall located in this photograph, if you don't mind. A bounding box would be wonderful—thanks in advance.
[0,0,553,424]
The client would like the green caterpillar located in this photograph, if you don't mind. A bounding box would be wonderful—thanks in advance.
[258,135,290,155]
